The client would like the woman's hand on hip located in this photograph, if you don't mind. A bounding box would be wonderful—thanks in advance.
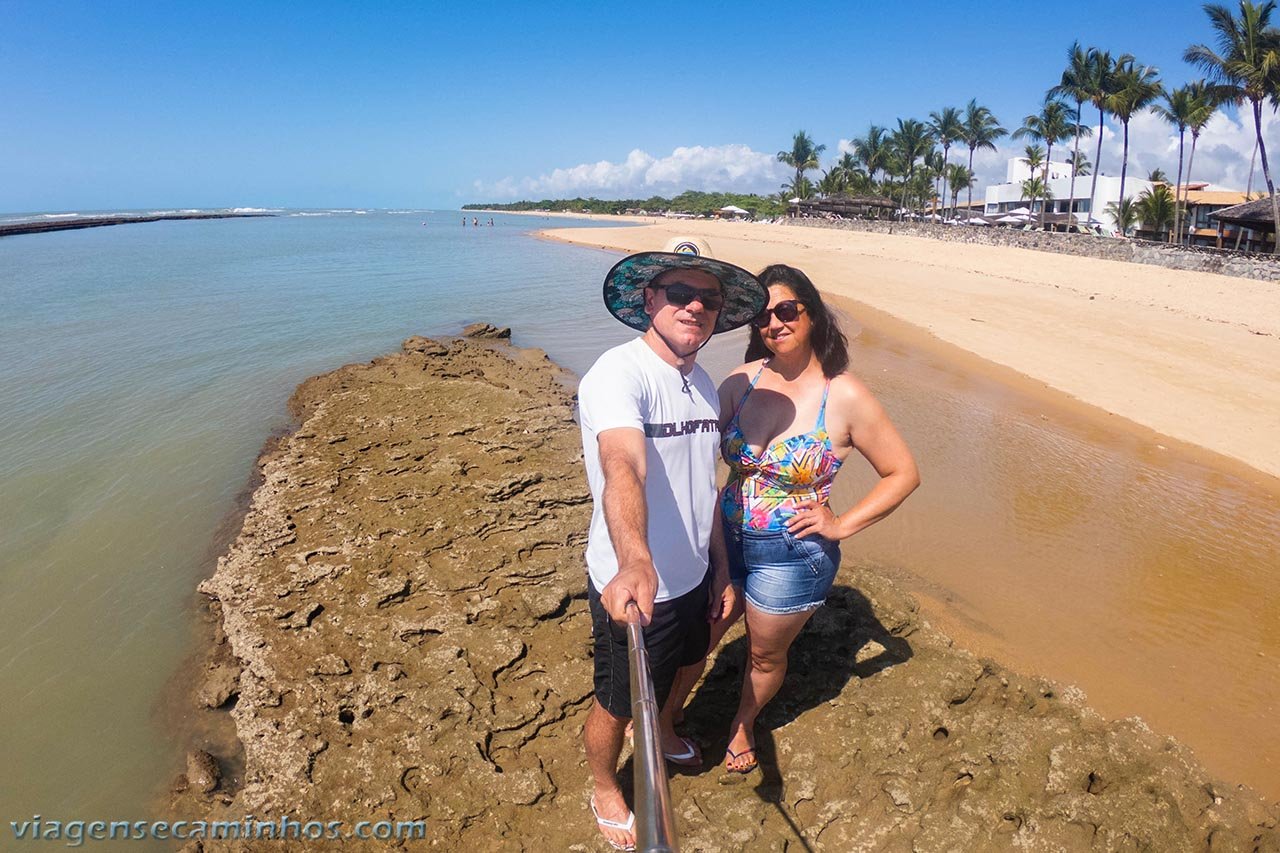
[785,501,844,540]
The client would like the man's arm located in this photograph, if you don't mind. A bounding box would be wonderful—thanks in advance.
[597,427,658,624]
[706,504,737,623]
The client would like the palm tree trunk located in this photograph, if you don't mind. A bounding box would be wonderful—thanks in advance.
[1252,99,1280,255]
[1069,100,1082,228]
[1184,133,1200,246]
[1042,141,1053,229]
[942,143,951,218]
[1172,129,1185,245]
[1235,139,1257,251]
[966,147,975,217]
[1118,121,1130,213]
[1089,107,1105,223]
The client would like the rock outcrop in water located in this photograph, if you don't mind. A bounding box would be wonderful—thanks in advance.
[173,334,1278,851]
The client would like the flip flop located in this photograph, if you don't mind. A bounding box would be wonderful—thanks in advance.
[724,745,758,774]
[590,795,636,852]
[663,735,703,767]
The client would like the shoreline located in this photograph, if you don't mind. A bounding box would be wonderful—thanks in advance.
[539,217,1280,482]
[0,211,276,238]
[169,330,1278,848]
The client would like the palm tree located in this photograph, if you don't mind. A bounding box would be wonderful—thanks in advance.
[1051,42,1098,225]
[923,148,946,213]
[1013,98,1075,226]
[1107,196,1139,235]
[1021,144,1047,217]
[891,118,933,215]
[928,107,965,208]
[961,99,1006,216]
[947,164,975,219]
[817,168,845,197]
[1069,149,1092,176]
[1153,85,1197,240]
[833,152,870,195]
[1021,176,1053,215]
[1186,0,1280,252]
[1107,57,1164,209]
[1148,168,1170,182]
[782,174,814,201]
[852,125,891,187]
[1181,80,1225,243]
[1082,48,1122,222]
[777,131,826,195]
[1135,184,1178,238]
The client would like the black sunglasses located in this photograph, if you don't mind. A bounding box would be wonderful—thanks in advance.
[648,282,724,311]
[752,300,805,328]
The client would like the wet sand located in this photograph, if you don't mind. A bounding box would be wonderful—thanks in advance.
[545,220,1280,800]
[173,332,1278,849]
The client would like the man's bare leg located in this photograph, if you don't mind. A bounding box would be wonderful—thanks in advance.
[584,699,635,849]
[658,662,703,761]
[660,595,745,746]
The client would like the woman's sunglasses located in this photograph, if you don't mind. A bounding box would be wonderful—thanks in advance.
[752,300,805,328]
[648,282,724,311]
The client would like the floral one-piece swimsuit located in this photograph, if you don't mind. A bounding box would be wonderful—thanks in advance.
[720,363,845,614]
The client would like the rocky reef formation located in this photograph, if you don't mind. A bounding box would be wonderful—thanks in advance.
[173,333,1278,851]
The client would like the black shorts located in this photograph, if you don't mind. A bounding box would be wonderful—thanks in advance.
[588,572,712,719]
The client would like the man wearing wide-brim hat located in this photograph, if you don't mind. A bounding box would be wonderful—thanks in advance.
[578,237,766,850]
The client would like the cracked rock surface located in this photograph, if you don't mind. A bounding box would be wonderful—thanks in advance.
[174,335,1278,851]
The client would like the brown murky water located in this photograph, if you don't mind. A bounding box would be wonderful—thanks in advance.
[809,297,1280,800]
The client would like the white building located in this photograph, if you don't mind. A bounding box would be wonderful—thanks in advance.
[983,157,1155,233]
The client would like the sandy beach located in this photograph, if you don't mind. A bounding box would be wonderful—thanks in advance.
[544,218,1280,481]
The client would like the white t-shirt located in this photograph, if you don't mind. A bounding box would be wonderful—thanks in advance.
[578,337,720,601]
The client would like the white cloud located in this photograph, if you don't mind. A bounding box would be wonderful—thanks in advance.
[478,112,1280,204]
[472,144,791,200]
[975,108,1279,194]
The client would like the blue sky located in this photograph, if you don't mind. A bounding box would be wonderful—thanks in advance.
[2,1,1271,211]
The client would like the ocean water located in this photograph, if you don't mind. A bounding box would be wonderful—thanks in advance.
[0,210,718,830]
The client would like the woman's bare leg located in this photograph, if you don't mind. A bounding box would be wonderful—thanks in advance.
[725,604,814,770]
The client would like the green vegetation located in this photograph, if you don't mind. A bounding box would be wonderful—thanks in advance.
[1136,183,1179,237]
[463,191,787,218]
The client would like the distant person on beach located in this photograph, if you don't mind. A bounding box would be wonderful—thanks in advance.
[716,264,919,774]
[578,237,766,850]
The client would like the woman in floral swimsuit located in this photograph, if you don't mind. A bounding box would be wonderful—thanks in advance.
[717,264,920,773]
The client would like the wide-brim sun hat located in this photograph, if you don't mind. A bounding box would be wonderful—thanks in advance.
[603,236,766,334]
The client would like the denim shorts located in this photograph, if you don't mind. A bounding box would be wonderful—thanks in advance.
[724,521,841,615]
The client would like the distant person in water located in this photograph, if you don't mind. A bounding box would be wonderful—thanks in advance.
[714,264,919,774]
[578,237,765,850]
[473,217,479,226]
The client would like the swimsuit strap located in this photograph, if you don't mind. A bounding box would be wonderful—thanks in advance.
[730,362,768,424]
[816,379,832,431]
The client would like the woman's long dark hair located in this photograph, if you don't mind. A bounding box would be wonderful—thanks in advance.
[745,264,849,377]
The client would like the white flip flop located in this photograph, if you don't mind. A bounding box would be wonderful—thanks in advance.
[590,795,636,852]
